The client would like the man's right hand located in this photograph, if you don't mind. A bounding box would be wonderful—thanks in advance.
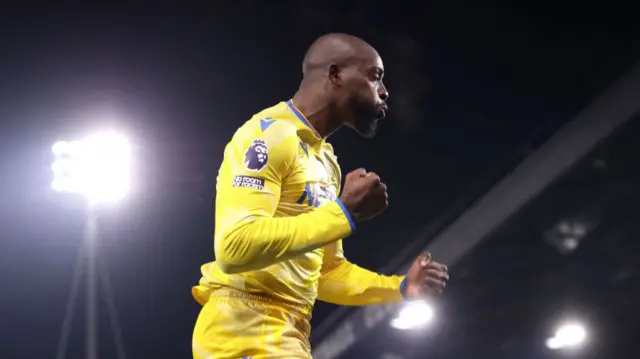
[339,168,388,222]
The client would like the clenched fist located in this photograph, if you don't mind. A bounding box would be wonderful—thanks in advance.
[339,168,388,222]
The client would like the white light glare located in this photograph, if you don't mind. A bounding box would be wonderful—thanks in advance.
[546,322,587,350]
[390,301,433,330]
[51,132,131,204]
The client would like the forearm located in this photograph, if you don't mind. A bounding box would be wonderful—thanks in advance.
[317,260,405,306]
[215,201,355,274]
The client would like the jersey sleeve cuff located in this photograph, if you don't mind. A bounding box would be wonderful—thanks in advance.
[399,276,409,300]
[335,199,356,233]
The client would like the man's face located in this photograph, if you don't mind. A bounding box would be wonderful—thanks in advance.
[341,55,389,138]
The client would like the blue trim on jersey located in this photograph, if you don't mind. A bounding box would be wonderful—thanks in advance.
[335,199,356,233]
[399,277,408,300]
[286,100,321,139]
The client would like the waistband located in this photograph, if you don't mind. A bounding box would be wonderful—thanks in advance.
[209,287,313,317]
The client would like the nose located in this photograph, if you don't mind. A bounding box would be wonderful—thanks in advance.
[378,85,389,102]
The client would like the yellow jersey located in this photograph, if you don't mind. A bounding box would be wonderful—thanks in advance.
[192,100,405,312]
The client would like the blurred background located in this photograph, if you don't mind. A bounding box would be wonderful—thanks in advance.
[1,2,639,358]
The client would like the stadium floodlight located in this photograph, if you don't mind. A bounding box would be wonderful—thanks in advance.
[51,131,131,204]
[390,301,434,330]
[52,131,130,359]
[545,322,587,350]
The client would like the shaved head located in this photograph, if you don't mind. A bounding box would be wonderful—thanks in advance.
[295,33,389,139]
[302,33,379,77]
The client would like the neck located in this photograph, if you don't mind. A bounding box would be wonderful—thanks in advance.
[292,87,341,139]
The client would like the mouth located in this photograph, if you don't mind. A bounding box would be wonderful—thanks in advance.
[376,104,388,119]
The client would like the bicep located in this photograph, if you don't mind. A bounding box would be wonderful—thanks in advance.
[214,125,298,237]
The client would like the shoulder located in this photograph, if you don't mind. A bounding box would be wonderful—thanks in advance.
[231,102,297,143]
[229,112,299,173]
[235,115,298,151]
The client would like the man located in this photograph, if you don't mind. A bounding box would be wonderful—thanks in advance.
[192,33,449,359]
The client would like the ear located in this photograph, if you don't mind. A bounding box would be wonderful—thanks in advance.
[328,64,342,86]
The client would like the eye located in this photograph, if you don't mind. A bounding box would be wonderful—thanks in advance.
[371,69,384,82]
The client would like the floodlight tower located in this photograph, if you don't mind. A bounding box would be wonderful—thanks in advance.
[52,131,130,359]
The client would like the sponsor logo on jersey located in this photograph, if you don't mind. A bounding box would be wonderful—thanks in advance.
[260,117,275,132]
[232,175,265,191]
[296,182,337,208]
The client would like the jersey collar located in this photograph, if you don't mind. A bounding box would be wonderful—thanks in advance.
[285,100,323,143]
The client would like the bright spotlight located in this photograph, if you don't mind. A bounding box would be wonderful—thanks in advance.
[51,131,131,204]
[51,141,70,155]
[546,322,587,350]
[390,301,433,330]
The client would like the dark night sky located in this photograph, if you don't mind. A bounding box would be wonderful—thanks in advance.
[0,2,638,358]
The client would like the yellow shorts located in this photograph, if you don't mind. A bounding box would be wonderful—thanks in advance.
[192,287,313,359]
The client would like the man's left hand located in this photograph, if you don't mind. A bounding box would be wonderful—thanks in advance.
[403,252,449,300]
